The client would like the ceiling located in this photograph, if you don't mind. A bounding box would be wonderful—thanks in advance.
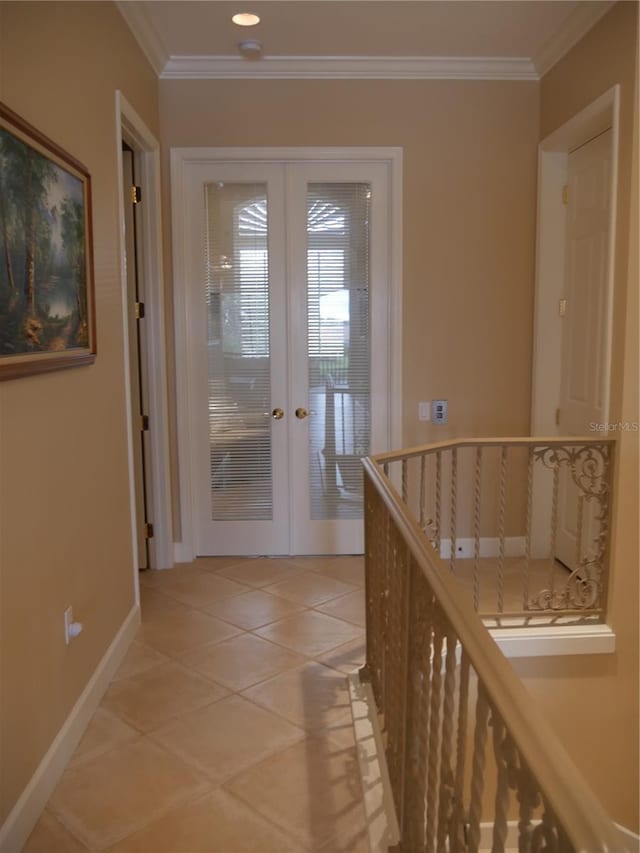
[117,0,614,80]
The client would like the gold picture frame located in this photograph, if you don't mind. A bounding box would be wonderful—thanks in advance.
[0,101,96,380]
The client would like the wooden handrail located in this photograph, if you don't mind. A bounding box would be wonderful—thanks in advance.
[371,435,616,465]
[363,455,624,852]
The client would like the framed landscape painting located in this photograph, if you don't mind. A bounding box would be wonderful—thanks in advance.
[0,102,96,380]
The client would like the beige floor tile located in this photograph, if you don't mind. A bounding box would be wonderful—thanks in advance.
[203,588,307,629]
[255,610,363,657]
[316,589,366,626]
[138,586,185,614]
[298,556,366,588]
[195,555,254,572]
[150,694,304,785]
[68,708,140,767]
[242,661,352,734]
[139,604,241,657]
[216,558,305,588]
[320,714,359,751]
[101,661,228,732]
[22,810,89,853]
[316,636,366,675]
[48,738,211,851]
[180,632,305,691]
[138,564,201,589]
[287,556,340,573]
[225,735,366,851]
[112,640,169,681]
[154,571,250,610]
[457,557,572,616]
[104,789,302,853]
[264,573,358,607]
[316,826,371,852]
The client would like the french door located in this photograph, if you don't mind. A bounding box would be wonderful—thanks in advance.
[175,154,393,556]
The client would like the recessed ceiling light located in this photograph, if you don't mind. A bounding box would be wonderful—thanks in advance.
[232,12,260,26]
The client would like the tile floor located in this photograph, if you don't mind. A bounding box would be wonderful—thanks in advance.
[24,556,369,853]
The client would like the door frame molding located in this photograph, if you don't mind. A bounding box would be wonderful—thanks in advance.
[116,92,173,574]
[171,146,403,561]
[531,85,619,436]
[530,85,619,555]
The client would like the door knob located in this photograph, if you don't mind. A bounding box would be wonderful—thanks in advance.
[295,407,309,419]
[272,407,284,420]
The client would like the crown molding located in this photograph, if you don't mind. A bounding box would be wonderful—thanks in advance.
[160,55,538,81]
[533,0,615,77]
[116,1,168,76]
[118,0,615,83]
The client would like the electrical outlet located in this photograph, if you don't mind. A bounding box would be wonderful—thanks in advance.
[64,606,83,645]
[456,540,473,558]
[432,399,448,424]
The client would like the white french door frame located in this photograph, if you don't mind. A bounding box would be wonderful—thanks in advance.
[171,147,403,561]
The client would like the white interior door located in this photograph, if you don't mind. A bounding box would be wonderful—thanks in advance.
[287,162,390,554]
[180,156,391,557]
[556,130,611,568]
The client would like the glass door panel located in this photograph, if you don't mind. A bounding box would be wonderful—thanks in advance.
[188,161,289,556]
[306,183,371,521]
[205,182,272,521]
[287,161,389,555]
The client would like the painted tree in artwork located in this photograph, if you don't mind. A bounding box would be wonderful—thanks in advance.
[0,130,18,304]
[22,146,55,346]
[0,129,56,349]
[0,119,90,358]
[61,196,88,345]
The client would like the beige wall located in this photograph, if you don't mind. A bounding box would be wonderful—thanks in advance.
[0,2,158,824]
[160,78,540,535]
[513,1,639,832]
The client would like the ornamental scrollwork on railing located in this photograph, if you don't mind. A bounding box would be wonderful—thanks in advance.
[532,444,610,499]
[528,444,611,612]
[422,515,439,551]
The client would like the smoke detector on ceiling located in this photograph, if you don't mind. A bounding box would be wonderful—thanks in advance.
[238,39,263,59]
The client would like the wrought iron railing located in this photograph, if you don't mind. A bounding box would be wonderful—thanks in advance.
[361,452,624,852]
[370,438,614,625]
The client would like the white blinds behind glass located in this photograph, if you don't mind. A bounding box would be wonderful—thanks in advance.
[307,183,371,521]
[205,183,272,521]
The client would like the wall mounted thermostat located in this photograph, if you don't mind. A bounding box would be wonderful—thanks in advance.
[432,399,448,424]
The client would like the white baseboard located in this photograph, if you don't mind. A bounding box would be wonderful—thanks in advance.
[479,820,521,851]
[439,536,526,559]
[616,822,640,852]
[0,605,141,853]
[173,541,193,564]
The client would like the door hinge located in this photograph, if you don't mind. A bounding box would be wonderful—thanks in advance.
[562,184,569,205]
[135,301,145,320]
[131,185,142,205]
[555,408,561,426]
[558,298,567,317]
[144,522,154,539]
[141,414,149,431]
